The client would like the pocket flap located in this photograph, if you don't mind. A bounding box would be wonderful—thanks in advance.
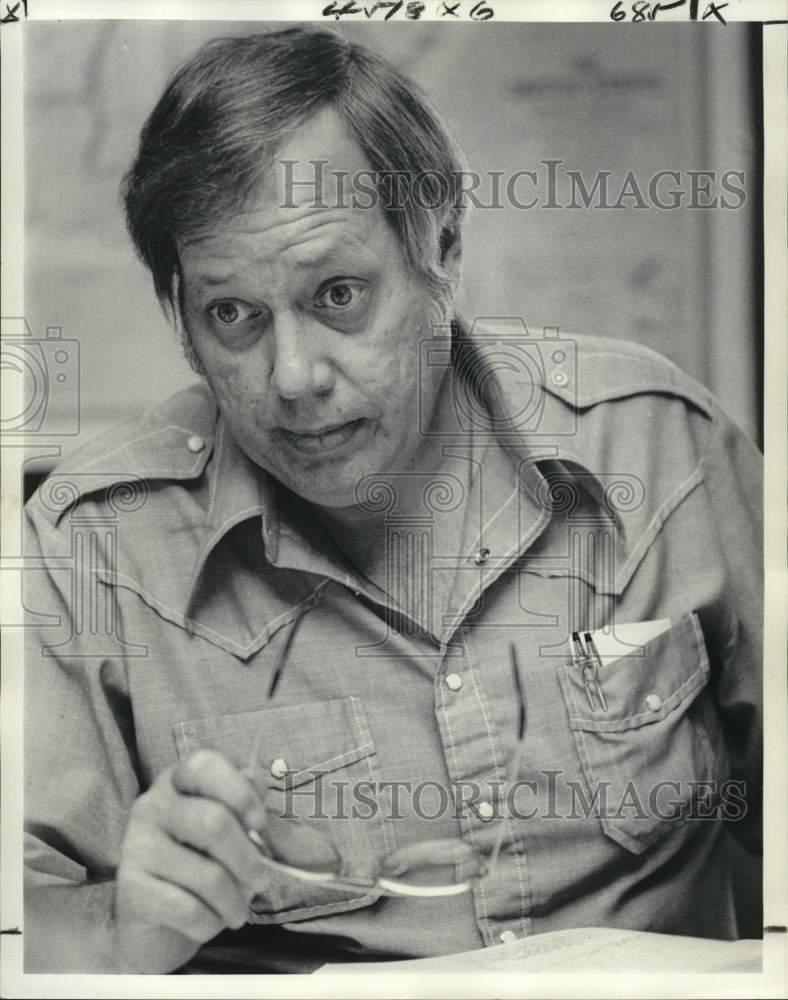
[557,611,718,854]
[173,697,388,923]
[174,696,375,788]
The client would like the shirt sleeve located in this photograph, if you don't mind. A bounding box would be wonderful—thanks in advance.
[701,404,763,852]
[23,498,141,891]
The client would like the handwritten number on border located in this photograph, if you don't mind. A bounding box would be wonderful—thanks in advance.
[322,0,494,19]
[610,0,727,21]
[1,0,28,24]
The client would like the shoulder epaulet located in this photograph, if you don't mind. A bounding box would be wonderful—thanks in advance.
[28,383,218,526]
[540,333,715,418]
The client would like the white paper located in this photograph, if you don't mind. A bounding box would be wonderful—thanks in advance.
[582,618,673,664]
[316,927,762,974]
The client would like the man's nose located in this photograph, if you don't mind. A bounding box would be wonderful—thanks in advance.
[269,315,333,400]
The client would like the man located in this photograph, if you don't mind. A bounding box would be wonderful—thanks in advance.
[23,28,762,973]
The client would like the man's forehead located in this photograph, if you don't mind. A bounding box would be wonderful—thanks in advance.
[270,104,375,195]
[179,200,378,271]
[178,106,386,268]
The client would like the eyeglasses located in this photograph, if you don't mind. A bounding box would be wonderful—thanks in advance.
[245,610,526,899]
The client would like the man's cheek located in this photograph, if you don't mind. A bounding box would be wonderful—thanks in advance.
[208,355,252,397]
[207,368,269,427]
[205,368,238,412]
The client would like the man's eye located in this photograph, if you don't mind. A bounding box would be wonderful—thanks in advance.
[208,300,259,326]
[314,281,364,310]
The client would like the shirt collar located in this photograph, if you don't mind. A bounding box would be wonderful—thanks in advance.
[186,325,621,610]
[452,326,624,537]
[185,418,277,610]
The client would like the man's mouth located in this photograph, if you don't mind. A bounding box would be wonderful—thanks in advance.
[278,418,366,455]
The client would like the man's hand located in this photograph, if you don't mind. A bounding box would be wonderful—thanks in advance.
[113,750,269,973]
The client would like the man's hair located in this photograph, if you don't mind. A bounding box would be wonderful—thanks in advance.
[122,27,468,318]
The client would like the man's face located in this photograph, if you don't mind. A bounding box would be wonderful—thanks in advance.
[179,108,454,509]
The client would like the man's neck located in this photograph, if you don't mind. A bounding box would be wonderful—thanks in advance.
[309,366,471,581]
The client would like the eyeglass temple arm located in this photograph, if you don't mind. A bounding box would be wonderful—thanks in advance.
[246,607,312,776]
[487,644,527,875]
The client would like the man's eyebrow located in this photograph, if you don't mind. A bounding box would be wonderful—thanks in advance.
[188,273,236,289]
[185,241,368,290]
[290,244,362,269]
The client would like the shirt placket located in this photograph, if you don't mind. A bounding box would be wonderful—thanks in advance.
[427,449,555,945]
[434,627,534,945]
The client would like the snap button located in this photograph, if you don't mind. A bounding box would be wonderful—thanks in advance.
[445,672,463,692]
[474,547,490,565]
[187,434,205,453]
[478,801,494,820]
[645,693,663,712]
[270,758,289,779]
[499,930,517,944]
[551,370,568,387]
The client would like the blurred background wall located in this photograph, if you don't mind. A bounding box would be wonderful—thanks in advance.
[23,21,761,455]
[19,19,762,937]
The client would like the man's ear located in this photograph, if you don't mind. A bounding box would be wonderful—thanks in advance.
[439,223,462,288]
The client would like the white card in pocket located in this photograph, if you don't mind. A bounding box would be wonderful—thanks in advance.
[577,618,672,666]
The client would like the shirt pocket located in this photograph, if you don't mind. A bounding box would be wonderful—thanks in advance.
[173,697,391,923]
[557,612,716,855]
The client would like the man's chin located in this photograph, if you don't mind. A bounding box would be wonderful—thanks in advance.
[264,461,358,507]
[286,480,361,510]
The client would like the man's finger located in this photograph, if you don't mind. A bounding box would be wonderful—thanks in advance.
[120,868,225,945]
[171,749,267,831]
[160,794,270,891]
[140,831,252,930]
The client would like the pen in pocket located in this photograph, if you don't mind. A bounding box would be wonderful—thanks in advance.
[571,631,608,712]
